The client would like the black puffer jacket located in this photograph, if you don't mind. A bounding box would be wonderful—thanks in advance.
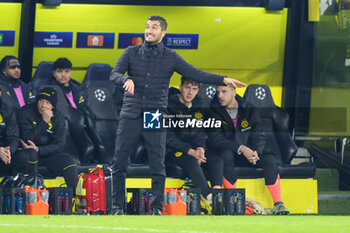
[0,100,19,154]
[17,104,65,157]
[0,74,35,109]
[166,87,207,156]
[110,41,225,118]
[47,78,82,108]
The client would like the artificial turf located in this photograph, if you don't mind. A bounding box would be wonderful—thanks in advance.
[1,215,350,233]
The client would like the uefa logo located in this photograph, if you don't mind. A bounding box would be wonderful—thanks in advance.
[143,110,162,129]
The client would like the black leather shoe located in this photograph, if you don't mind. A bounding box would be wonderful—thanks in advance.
[109,206,125,215]
[151,208,162,216]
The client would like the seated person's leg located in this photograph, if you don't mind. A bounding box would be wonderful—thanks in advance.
[256,152,289,215]
[202,154,223,189]
[41,153,78,188]
[166,153,212,198]
[216,149,238,188]
[13,149,39,175]
[11,150,31,175]
[0,160,11,176]
[256,153,280,201]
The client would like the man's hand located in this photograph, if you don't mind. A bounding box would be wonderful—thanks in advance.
[42,109,53,123]
[123,79,134,95]
[0,146,11,165]
[240,145,259,165]
[223,78,246,88]
[196,147,207,164]
[20,139,38,151]
[188,148,207,164]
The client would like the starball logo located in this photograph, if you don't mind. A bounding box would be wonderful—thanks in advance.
[143,109,221,130]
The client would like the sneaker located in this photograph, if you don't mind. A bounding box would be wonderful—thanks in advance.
[151,208,162,216]
[109,206,125,215]
[272,202,290,215]
[200,195,212,215]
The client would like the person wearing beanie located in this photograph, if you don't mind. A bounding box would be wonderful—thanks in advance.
[16,87,78,189]
[0,55,35,109]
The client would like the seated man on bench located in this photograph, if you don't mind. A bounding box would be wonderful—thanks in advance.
[166,77,223,214]
[206,84,290,215]
[17,87,78,189]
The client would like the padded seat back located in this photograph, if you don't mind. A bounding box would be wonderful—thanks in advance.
[82,63,112,84]
[243,84,297,164]
[198,83,217,108]
[32,61,54,91]
[83,86,118,164]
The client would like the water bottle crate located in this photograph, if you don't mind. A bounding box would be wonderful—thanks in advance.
[126,188,153,215]
[212,188,245,215]
[0,187,26,215]
[48,187,73,215]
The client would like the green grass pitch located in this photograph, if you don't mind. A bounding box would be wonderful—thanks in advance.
[1,215,350,233]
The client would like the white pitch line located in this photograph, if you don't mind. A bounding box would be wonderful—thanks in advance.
[0,223,222,233]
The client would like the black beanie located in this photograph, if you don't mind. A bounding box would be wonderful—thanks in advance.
[37,87,57,107]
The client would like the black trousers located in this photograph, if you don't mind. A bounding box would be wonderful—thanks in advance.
[0,150,29,176]
[210,148,279,186]
[166,152,223,197]
[112,117,166,210]
[16,149,79,188]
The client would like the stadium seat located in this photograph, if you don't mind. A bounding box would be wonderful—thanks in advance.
[80,83,151,176]
[81,63,112,87]
[81,63,124,118]
[31,61,54,91]
[80,86,117,164]
[242,84,316,178]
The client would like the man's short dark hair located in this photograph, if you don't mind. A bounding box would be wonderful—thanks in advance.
[148,15,167,31]
[0,55,19,71]
[181,76,200,87]
[53,57,72,70]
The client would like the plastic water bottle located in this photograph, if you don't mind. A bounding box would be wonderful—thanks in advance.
[236,192,244,215]
[57,192,64,213]
[63,192,70,213]
[191,193,199,214]
[186,193,192,213]
[6,196,11,214]
[15,194,24,214]
[146,193,152,213]
[229,193,237,215]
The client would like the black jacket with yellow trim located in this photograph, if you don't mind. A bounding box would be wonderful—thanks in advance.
[17,103,65,157]
[207,95,265,155]
[0,100,19,154]
[0,74,35,109]
[165,87,207,157]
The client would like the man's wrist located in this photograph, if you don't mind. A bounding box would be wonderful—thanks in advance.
[238,145,244,155]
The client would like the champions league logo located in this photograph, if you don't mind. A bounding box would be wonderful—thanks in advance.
[206,86,217,99]
[255,87,266,100]
[94,89,106,102]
